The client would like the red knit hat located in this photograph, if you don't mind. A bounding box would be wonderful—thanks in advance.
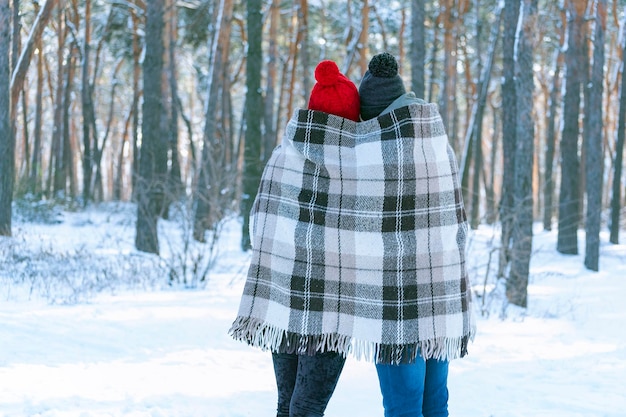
[308,60,360,122]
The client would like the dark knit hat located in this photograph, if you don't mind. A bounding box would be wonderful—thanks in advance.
[358,52,406,120]
[308,60,360,122]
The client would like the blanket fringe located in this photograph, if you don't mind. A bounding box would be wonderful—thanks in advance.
[229,316,475,365]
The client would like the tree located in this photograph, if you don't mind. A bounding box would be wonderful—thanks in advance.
[609,18,626,245]
[130,3,141,199]
[499,0,520,278]
[557,0,587,255]
[193,0,235,242]
[10,0,19,182]
[359,0,370,75]
[5,0,57,224]
[3,0,625,261]
[49,6,66,197]
[507,0,537,308]
[81,0,94,205]
[136,0,166,254]
[59,5,77,198]
[411,0,426,99]
[29,1,45,196]
[469,0,484,230]
[166,1,183,202]
[440,0,460,145]
[459,2,502,229]
[263,0,280,162]
[543,47,564,231]
[299,0,311,104]
[10,0,58,102]
[241,0,263,250]
[583,0,606,271]
[0,0,12,236]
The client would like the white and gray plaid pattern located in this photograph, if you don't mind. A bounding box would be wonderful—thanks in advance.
[230,103,474,364]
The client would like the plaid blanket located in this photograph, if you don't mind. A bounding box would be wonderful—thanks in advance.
[229,103,474,364]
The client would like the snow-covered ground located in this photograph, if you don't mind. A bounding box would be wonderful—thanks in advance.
[1,203,625,417]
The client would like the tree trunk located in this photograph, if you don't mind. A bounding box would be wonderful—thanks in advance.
[507,0,537,308]
[50,7,66,198]
[92,58,123,202]
[428,12,439,104]
[359,0,370,75]
[543,7,566,232]
[167,3,183,202]
[130,4,141,200]
[285,2,302,121]
[299,0,311,104]
[81,0,93,205]
[10,0,19,185]
[557,1,587,255]
[10,0,18,76]
[11,0,57,199]
[29,12,43,196]
[460,4,503,226]
[263,0,279,162]
[543,50,563,231]
[610,26,626,245]
[411,0,426,99]
[241,0,263,250]
[193,0,234,242]
[485,94,499,224]
[498,0,520,279]
[0,0,12,236]
[136,0,165,255]
[584,0,606,271]
[218,1,235,177]
[59,47,76,198]
[10,0,57,100]
[114,107,133,201]
[440,0,457,139]
[470,0,483,230]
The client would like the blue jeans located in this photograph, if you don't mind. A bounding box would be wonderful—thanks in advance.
[375,358,449,417]
[272,352,346,417]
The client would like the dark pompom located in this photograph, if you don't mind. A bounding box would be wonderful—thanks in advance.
[368,52,398,78]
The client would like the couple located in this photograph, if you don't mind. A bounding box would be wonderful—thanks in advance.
[230,52,475,417]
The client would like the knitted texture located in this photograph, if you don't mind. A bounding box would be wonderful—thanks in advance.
[359,52,407,121]
[308,60,360,122]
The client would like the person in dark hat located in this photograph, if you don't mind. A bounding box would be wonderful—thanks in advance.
[231,59,360,417]
[358,52,471,417]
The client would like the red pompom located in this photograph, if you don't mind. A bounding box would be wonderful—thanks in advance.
[315,60,340,86]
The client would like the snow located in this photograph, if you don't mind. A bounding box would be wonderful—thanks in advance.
[1,203,625,417]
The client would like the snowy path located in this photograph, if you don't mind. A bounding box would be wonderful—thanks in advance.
[1,209,625,416]
[1,265,625,417]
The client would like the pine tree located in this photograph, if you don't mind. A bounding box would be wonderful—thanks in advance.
[0,0,12,236]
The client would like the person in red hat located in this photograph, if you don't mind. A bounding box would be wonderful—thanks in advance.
[231,59,360,417]
[269,60,360,417]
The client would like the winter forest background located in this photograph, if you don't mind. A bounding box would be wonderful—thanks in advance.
[1,0,626,415]
[1,1,626,317]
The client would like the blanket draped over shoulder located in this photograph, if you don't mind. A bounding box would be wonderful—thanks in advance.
[229,103,475,364]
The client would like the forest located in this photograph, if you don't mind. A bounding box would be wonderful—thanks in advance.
[0,0,625,308]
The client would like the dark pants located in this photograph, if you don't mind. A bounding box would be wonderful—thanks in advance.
[272,352,346,417]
